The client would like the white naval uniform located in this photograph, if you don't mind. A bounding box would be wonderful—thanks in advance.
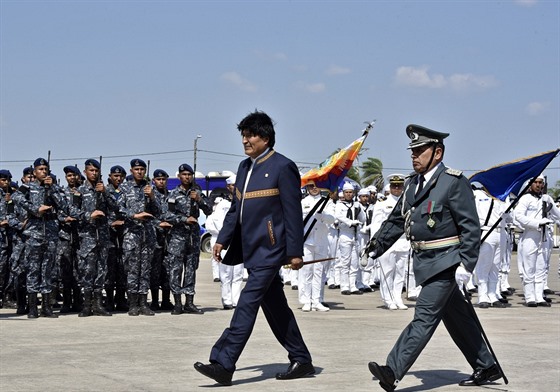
[324,200,341,288]
[369,193,410,308]
[299,194,335,310]
[334,199,366,293]
[513,192,560,304]
[358,202,375,288]
[205,198,244,308]
[473,189,507,305]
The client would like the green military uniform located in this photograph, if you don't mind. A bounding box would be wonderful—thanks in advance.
[369,125,497,389]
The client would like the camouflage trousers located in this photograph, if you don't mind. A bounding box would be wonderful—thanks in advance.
[164,250,200,296]
[105,245,127,291]
[123,235,154,295]
[150,243,170,291]
[77,245,109,292]
[56,238,79,289]
[25,237,58,294]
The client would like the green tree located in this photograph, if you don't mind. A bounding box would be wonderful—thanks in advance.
[548,180,560,201]
[360,157,384,190]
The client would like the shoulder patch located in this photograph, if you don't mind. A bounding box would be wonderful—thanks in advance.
[445,168,462,177]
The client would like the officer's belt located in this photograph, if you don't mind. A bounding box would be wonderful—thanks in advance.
[411,236,460,251]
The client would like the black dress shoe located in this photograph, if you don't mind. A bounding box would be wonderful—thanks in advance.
[341,290,351,295]
[543,296,552,303]
[459,364,502,386]
[497,296,508,304]
[328,284,336,290]
[543,288,554,295]
[537,301,551,307]
[275,361,315,380]
[478,302,490,308]
[351,290,363,295]
[361,287,373,293]
[193,361,233,386]
[223,304,233,310]
[368,362,396,392]
[527,301,537,307]
[491,301,507,308]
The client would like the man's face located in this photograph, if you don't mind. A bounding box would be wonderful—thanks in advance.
[153,176,167,190]
[22,173,34,184]
[0,178,9,190]
[109,172,124,187]
[389,182,404,197]
[530,179,545,194]
[306,184,320,196]
[34,165,49,182]
[343,189,354,201]
[241,130,269,159]
[130,166,146,182]
[84,165,100,183]
[410,144,442,174]
[226,183,235,195]
[358,194,369,205]
[65,172,79,187]
[178,171,193,187]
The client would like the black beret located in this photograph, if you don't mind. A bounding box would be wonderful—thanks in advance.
[33,158,49,168]
[63,165,81,175]
[130,159,147,168]
[406,124,449,149]
[153,169,169,178]
[0,169,12,179]
[23,167,33,175]
[178,163,194,174]
[84,159,101,169]
[110,165,126,174]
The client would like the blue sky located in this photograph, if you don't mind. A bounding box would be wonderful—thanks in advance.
[1,0,559,188]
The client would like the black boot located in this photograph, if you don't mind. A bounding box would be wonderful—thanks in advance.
[60,287,73,314]
[160,289,174,311]
[150,288,160,311]
[72,285,83,313]
[184,294,204,314]
[16,287,28,315]
[50,286,61,309]
[127,293,139,316]
[171,294,183,315]
[27,293,39,319]
[115,288,129,311]
[138,294,155,316]
[92,292,112,316]
[79,291,93,317]
[41,293,58,318]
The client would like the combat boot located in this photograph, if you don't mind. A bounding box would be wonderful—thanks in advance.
[27,292,39,319]
[50,286,61,309]
[171,294,183,315]
[92,292,112,316]
[160,289,174,311]
[138,293,155,316]
[60,287,73,314]
[115,288,129,311]
[184,294,204,314]
[41,293,58,318]
[104,287,115,312]
[79,291,93,317]
[16,287,28,315]
[150,288,160,311]
[127,293,139,316]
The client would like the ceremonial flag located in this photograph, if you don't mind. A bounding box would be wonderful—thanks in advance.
[469,149,559,201]
[300,123,373,191]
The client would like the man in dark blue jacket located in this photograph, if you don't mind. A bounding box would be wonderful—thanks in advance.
[366,124,503,391]
[194,110,314,386]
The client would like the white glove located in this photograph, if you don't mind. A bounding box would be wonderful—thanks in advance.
[539,218,554,225]
[455,265,471,284]
[359,251,369,268]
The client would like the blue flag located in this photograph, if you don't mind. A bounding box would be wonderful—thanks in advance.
[469,149,559,201]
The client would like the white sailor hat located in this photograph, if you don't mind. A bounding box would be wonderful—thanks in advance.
[226,175,236,185]
[342,182,354,191]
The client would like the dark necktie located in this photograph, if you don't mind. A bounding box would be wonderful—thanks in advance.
[415,175,425,197]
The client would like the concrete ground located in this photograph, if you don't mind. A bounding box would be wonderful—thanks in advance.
[1,250,559,392]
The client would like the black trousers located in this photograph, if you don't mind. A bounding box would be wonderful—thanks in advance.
[210,265,312,373]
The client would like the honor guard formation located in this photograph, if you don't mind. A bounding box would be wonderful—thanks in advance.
[1,113,559,391]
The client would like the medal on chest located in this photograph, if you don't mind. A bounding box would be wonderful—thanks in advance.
[426,201,436,228]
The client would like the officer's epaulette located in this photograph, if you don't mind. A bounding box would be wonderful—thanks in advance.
[445,168,462,177]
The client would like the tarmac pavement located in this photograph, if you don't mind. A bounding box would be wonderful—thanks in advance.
[1,250,559,392]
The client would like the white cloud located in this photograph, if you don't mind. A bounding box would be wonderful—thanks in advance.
[220,71,257,92]
[325,65,351,76]
[514,0,538,7]
[295,81,326,93]
[395,66,497,91]
[525,101,550,116]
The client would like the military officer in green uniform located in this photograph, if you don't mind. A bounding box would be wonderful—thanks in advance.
[365,125,503,391]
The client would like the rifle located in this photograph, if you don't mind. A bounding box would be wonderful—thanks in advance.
[541,200,553,242]
[144,160,151,210]
[43,150,52,237]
